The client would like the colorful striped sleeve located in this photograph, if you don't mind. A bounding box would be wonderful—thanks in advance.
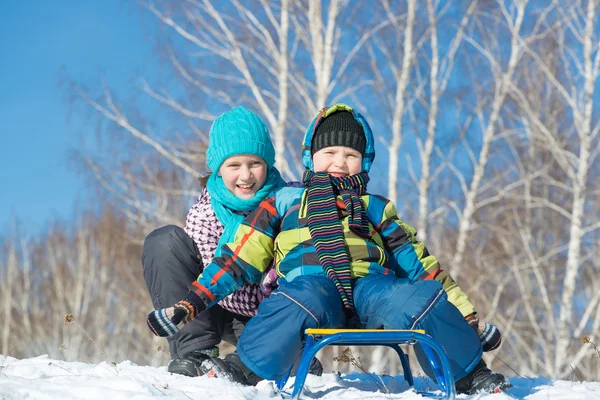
[368,195,476,316]
[190,196,281,308]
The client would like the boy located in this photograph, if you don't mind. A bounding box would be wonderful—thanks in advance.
[147,104,510,394]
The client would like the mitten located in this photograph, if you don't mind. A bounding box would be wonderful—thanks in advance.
[466,313,502,352]
[260,267,280,297]
[147,291,205,337]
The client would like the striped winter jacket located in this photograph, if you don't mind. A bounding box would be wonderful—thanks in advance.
[191,185,476,317]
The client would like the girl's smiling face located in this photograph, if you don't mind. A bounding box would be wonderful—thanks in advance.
[218,154,268,199]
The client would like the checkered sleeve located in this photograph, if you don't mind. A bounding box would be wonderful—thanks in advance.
[368,195,476,316]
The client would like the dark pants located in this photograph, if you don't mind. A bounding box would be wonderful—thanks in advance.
[142,225,249,359]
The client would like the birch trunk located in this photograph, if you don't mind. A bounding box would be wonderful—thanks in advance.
[417,0,478,241]
[387,0,415,204]
[274,0,290,175]
[417,0,439,242]
[555,0,596,375]
[450,1,527,279]
[307,0,343,109]
[1,238,16,356]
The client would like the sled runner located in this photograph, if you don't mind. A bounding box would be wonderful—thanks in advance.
[275,328,456,400]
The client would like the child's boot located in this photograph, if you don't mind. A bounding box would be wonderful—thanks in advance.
[167,347,218,377]
[455,359,512,394]
[201,352,262,386]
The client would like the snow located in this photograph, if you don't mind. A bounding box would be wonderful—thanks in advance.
[1,355,599,399]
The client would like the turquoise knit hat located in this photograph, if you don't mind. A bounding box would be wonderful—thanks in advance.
[206,106,276,172]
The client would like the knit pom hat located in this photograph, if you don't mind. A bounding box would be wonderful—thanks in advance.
[206,106,276,172]
[302,104,375,172]
[311,111,366,156]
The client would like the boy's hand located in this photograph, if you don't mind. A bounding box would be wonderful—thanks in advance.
[466,313,502,352]
[147,292,206,337]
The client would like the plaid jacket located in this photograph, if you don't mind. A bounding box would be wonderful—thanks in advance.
[191,186,476,317]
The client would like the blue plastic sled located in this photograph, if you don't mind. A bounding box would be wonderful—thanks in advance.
[275,329,456,400]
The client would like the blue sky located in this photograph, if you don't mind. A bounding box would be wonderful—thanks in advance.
[0,1,153,234]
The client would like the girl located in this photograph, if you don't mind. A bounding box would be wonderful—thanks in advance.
[142,106,285,376]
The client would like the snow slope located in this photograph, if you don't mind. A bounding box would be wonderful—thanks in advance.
[1,355,599,399]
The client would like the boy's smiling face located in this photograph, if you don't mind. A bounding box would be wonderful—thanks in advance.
[312,146,363,177]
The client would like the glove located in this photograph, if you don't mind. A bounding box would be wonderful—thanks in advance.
[260,267,280,297]
[147,291,206,337]
[466,313,502,352]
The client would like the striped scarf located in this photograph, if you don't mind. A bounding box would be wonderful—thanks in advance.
[302,170,370,314]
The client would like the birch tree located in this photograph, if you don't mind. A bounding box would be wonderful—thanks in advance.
[448,0,528,280]
[1,235,17,356]
[367,0,416,204]
[414,0,479,242]
[70,0,385,235]
[146,0,294,175]
[553,0,599,374]
[454,0,600,380]
[0,213,168,366]
[500,0,600,378]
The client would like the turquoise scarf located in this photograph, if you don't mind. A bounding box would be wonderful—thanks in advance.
[206,166,285,255]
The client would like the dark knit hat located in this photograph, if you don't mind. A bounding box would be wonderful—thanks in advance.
[311,111,366,155]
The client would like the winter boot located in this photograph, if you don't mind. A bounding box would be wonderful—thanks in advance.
[455,359,512,394]
[200,352,263,386]
[290,356,323,377]
[308,357,324,376]
[167,347,219,377]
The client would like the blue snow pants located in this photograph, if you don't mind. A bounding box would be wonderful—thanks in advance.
[236,273,482,381]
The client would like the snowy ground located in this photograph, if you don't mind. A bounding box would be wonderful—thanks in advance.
[1,355,599,399]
